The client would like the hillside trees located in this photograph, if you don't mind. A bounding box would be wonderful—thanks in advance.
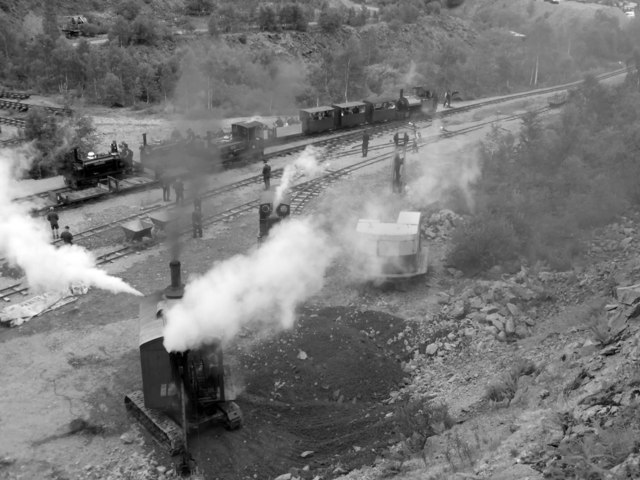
[22,109,98,179]
[448,80,640,273]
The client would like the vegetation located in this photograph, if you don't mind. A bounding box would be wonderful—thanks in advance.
[447,75,640,274]
[22,109,98,179]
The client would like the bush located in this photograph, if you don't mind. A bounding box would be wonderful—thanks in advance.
[115,0,141,21]
[425,1,441,15]
[447,214,521,275]
[257,5,278,31]
[184,0,214,16]
[318,8,342,33]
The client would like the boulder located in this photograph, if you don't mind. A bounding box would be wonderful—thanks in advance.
[425,343,439,356]
[504,317,516,335]
[487,313,505,331]
[616,284,640,306]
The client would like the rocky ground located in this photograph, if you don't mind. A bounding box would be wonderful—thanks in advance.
[2,86,640,480]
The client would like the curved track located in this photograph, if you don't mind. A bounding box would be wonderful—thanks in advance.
[0,68,629,301]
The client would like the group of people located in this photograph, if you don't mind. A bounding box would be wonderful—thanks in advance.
[46,207,73,245]
[160,176,185,204]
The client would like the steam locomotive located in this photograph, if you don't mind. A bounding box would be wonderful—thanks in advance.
[62,146,135,189]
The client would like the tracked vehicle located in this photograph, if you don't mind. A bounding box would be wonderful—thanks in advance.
[125,260,242,457]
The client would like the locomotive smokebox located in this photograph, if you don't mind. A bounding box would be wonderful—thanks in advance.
[142,133,148,146]
[164,260,184,299]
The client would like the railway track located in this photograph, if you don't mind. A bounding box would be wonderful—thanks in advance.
[0,90,31,100]
[0,68,628,302]
[0,98,72,116]
[0,117,25,128]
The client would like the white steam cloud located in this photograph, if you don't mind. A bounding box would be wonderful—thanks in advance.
[274,146,325,205]
[163,218,335,352]
[0,147,142,296]
[404,120,481,210]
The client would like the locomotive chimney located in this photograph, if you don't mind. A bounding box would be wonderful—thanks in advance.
[399,89,404,99]
[142,133,147,146]
[73,148,79,161]
[164,260,184,299]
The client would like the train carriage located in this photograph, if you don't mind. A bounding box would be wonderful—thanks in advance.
[300,106,337,135]
[332,101,367,128]
[363,96,398,124]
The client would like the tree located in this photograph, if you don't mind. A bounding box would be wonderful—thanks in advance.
[218,5,238,33]
[319,8,342,33]
[258,5,278,31]
[185,0,214,16]
[42,0,59,45]
[102,72,125,107]
[115,0,142,21]
[279,3,308,31]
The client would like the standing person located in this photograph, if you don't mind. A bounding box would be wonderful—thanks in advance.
[403,132,409,148]
[392,150,404,193]
[161,174,171,202]
[193,196,202,212]
[393,132,399,146]
[432,92,439,112]
[192,207,203,239]
[46,207,59,240]
[362,131,370,157]
[60,226,73,245]
[444,90,451,108]
[411,137,419,153]
[262,159,272,190]
[173,177,184,206]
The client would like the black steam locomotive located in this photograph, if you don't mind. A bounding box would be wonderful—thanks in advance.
[62,145,135,189]
[139,121,264,177]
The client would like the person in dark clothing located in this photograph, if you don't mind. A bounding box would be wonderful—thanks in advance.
[262,160,272,190]
[412,137,419,153]
[174,178,184,206]
[193,196,202,212]
[161,175,171,202]
[110,140,118,153]
[403,132,409,148]
[60,226,73,245]
[444,90,452,108]
[362,131,370,157]
[393,132,399,146]
[392,150,404,193]
[46,207,59,239]
[432,92,439,112]
[192,208,203,238]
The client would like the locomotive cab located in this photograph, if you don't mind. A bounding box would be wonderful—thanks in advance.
[229,121,265,161]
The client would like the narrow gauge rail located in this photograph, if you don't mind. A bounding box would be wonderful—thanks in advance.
[7,66,629,209]
[0,98,73,116]
[0,90,31,100]
[0,117,25,127]
[0,69,627,302]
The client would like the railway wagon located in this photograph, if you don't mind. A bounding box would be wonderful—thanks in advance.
[363,96,398,124]
[223,121,265,164]
[333,101,367,128]
[300,106,337,135]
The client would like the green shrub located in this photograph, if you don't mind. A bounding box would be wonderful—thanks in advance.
[447,214,521,274]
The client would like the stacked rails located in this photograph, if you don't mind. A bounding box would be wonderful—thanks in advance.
[0,90,31,100]
[0,99,29,112]
[0,117,25,127]
[0,98,73,116]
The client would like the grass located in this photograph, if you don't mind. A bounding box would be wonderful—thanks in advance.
[485,358,538,404]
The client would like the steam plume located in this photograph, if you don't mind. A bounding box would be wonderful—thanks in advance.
[0,146,142,296]
[274,146,324,206]
[163,218,335,352]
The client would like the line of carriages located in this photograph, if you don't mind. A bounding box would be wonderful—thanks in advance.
[300,88,438,135]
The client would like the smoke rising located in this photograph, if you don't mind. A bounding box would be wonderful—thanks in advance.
[404,120,481,211]
[0,146,142,296]
[163,218,335,352]
[274,145,325,205]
